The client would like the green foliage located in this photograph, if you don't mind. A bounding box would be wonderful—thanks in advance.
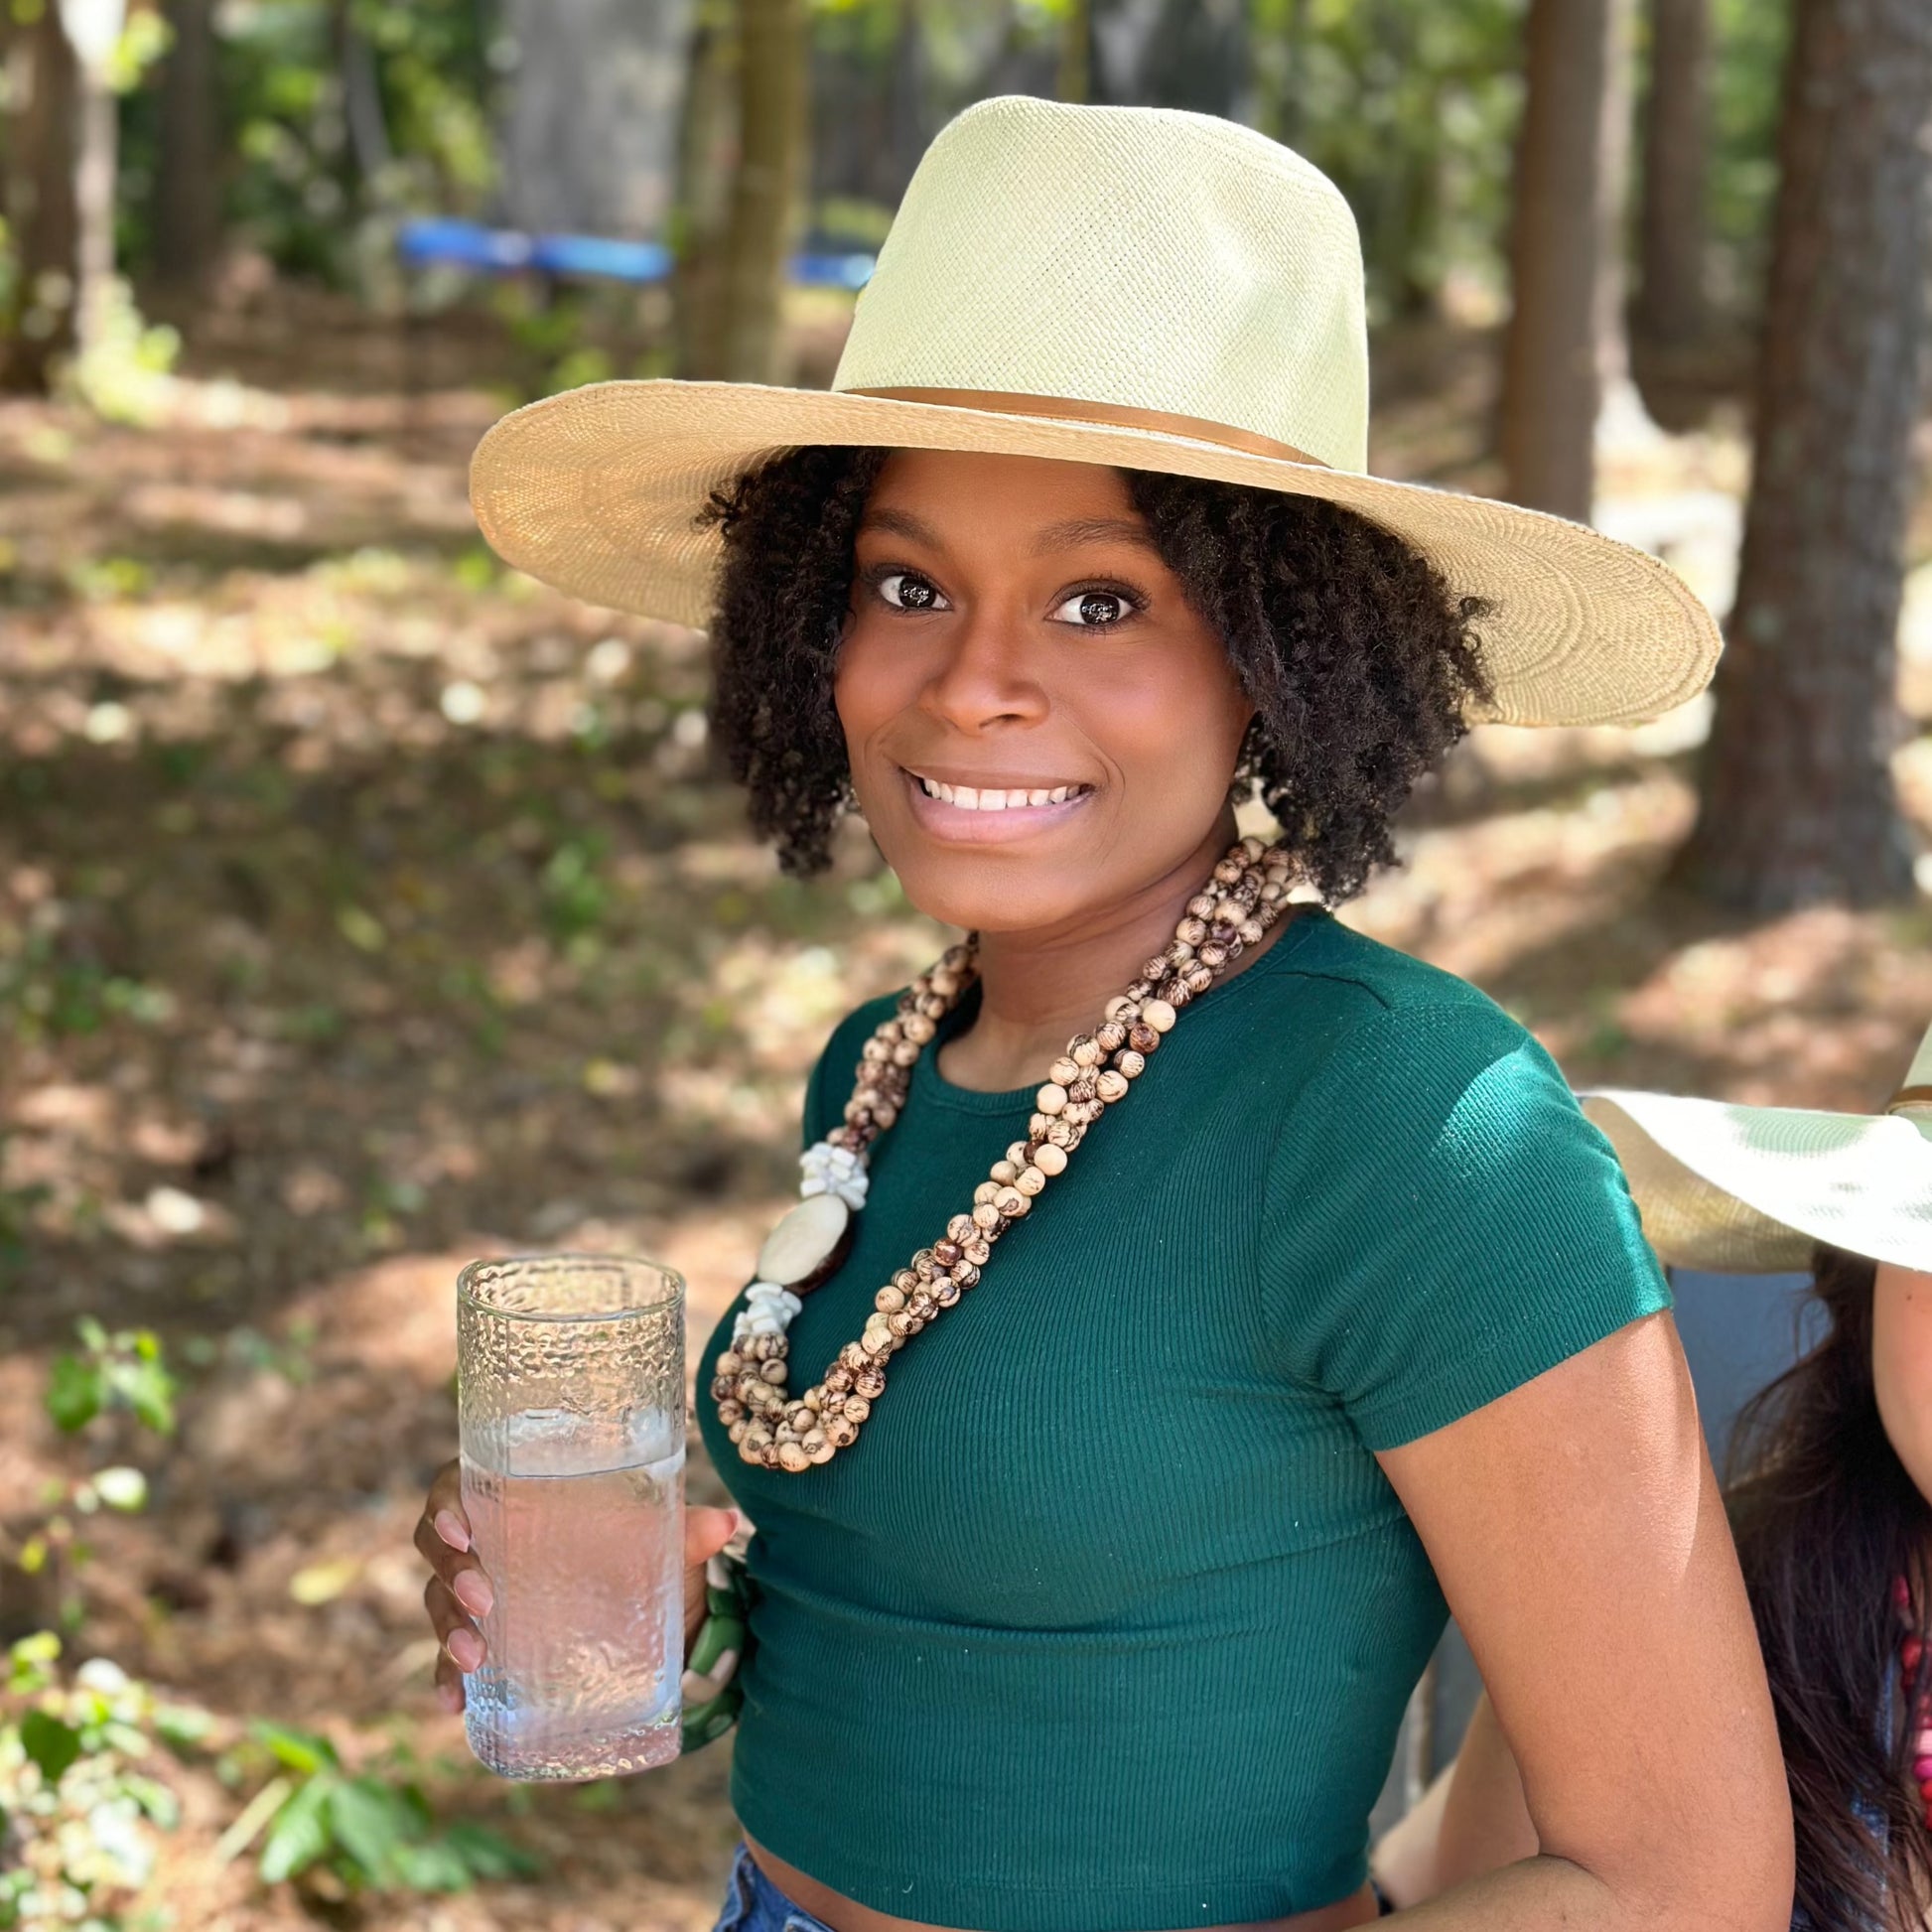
[45,1320,178,1438]
[222,1722,541,1895]
[0,926,173,1048]
[0,1639,187,1930]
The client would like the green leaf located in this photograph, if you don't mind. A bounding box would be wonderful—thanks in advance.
[45,1354,101,1433]
[248,1720,339,1776]
[327,1777,409,1880]
[258,1774,333,1883]
[19,1710,81,1785]
[114,1355,177,1436]
[441,1818,542,1880]
[387,1838,473,1892]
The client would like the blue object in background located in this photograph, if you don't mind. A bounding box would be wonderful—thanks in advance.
[396,217,874,290]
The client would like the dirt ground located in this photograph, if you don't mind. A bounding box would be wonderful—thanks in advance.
[2,286,1929,1929]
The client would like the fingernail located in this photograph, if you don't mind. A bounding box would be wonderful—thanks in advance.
[727,1509,743,1537]
[434,1510,470,1553]
[454,1571,493,1619]
[449,1628,484,1672]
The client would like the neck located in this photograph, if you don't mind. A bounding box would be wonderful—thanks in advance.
[938,809,1256,1092]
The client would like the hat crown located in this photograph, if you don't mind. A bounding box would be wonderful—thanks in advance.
[832,96,1370,473]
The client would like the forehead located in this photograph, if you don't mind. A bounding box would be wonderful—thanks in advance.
[861,449,1141,533]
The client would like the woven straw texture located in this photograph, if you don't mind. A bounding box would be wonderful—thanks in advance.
[469,94,1722,730]
[1581,1085,1932,1276]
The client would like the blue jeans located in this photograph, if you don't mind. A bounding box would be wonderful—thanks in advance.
[713,1844,838,1932]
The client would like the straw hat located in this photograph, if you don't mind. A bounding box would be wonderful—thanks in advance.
[470,95,1721,729]
[1581,1023,1932,1274]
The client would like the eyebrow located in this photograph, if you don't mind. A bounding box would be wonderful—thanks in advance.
[856,506,1162,558]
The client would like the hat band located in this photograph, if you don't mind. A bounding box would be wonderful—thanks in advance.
[845,386,1332,469]
[1890,1084,1932,1111]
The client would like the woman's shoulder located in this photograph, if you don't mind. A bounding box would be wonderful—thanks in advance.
[1257,910,1536,1070]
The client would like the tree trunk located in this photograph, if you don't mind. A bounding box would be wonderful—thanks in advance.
[153,0,221,299]
[0,6,80,394]
[717,0,807,384]
[1669,0,1930,911]
[1057,0,1091,104]
[672,0,736,378]
[1497,0,1634,521]
[1634,0,1711,356]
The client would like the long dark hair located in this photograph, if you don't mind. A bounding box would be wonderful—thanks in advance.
[1725,1244,1932,1929]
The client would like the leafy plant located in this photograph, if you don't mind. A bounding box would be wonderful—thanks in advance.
[0,1637,189,1930]
[45,1320,178,1438]
[219,1722,540,1895]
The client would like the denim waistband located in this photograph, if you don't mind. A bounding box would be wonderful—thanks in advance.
[713,1843,837,1932]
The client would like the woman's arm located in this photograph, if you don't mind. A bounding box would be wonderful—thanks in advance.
[1372,1694,1536,1908]
[1371,1310,1792,1930]
[1871,1263,1932,1500]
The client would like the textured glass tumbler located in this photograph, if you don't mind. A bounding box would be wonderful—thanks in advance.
[457,1254,686,1780]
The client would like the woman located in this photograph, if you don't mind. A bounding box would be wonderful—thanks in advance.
[1374,1045,1932,1929]
[413,96,1790,1932]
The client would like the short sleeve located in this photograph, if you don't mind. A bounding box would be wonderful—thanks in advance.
[1260,998,1671,1450]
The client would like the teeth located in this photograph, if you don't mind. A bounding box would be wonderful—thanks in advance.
[914,775,1084,810]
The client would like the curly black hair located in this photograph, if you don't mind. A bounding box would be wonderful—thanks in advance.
[699,446,1491,901]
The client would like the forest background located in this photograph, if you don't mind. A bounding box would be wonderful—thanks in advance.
[0,0,1930,1927]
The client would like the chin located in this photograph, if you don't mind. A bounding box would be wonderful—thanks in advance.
[878,847,1090,936]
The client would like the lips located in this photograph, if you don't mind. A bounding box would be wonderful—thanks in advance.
[897,765,1096,842]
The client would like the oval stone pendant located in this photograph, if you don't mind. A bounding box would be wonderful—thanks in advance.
[756,1192,853,1294]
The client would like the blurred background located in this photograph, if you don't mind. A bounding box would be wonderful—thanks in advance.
[0,0,1928,1926]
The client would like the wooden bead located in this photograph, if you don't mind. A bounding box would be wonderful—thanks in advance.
[1070,1035,1102,1067]
[1213,858,1245,885]
[994,1187,1028,1217]
[806,1437,837,1464]
[990,1160,1018,1185]
[844,1394,874,1423]
[1142,953,1172,981]
[888,1311,915,1337]
[1115,1048,1146,1078]
[876,1285,906,1312]
[891,1039,921,1066]
[825,1415,858,1447]
[1143,999,1177,1032]
[777,1442,811,1471]
[934,1277,962,1307]
[824,1365,853,1394]
[947,1213,976,1243]
[1176,916,1207,945]
[900,1012,936,1043]
[1186,894,1217,920]
[933,1239,961,1267]
[717,1400,745,1426]
[1033,1141,1068,1175]
[1096,1069,1129,1102]
[1128,1023,1160,1053]
[973,1201,1001,1229]
[949,1262,980,1288]
[1049,1057,1080,1087]
[854,1365,887,1398]
[716,1350,743,1378]
[911,1247,938,1279]
[1065,1074,1097,1103]
[839,1341,869,1372]
[1036,1082,1068,1115]
[728,1418,750,1444]
[1006,1141,1031,1167]
[963,1235,991,1264]
[1240,834,1267,862]
[1016,1166,1047,1195]
[894,1268,919,1293]
[1198,942,1228,969]
[759,1359,789,1384]
[974,1179,1000,1205]
[1184,963,1213,994]
[1103,995,1138,1023]
[1238,918,1264,945]
[1043,1119,1076,1148]
[909,1291,935,1317]
[1096,1021,1127,1052]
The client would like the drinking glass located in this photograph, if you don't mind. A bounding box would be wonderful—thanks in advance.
[456,1253,686,1780]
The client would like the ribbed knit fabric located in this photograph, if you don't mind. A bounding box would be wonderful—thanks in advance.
[697,910,1669,1932]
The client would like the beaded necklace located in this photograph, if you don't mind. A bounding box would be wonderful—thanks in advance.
[711,833,1295,1471]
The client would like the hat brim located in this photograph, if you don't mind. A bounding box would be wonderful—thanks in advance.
[1581,1090,1932,1275]
[469,381,1721,730]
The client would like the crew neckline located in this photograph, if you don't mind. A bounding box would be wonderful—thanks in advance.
[912,905,1331,1117]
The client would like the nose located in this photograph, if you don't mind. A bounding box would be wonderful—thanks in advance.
[917,603,1049,735]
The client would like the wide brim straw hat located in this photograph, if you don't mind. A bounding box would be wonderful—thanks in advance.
[470,95,1721,729]
[1580,1023,1932,1274]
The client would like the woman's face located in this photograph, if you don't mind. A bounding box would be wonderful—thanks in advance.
[833,449,1256,934]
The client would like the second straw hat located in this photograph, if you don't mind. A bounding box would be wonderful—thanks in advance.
[470,95,1720,730]
[1581,1024,1932,1275]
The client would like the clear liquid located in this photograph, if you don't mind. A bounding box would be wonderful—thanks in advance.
[461,1410,684,1780]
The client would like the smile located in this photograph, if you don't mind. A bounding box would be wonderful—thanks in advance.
[910,773,1092,811]
[897,766,1097,841]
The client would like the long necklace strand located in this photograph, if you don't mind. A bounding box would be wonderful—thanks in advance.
[713,833,1295,1472]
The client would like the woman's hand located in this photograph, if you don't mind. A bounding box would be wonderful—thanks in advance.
[412,1458,742,1715]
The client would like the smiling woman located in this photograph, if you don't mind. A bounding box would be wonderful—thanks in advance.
[419,93,1792,1932]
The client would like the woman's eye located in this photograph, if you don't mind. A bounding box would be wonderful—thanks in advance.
[1050,589,1131,627]
[877,571,947,613]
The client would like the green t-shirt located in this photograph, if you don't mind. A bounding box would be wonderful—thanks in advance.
[697,910,1668,1932]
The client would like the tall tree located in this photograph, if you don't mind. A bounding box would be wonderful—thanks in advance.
[153,0,221,299]
[0,5,80,394]
[1057,0,1091,103]
[1633,0,1712,367]
[1671,0,1931,910]
[1497,0,1634,521]
[671,0,737,378]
